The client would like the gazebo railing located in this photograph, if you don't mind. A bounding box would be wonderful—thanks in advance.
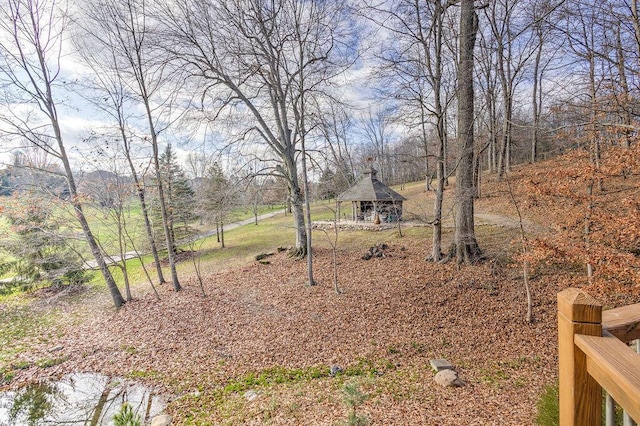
[558,288,640,425]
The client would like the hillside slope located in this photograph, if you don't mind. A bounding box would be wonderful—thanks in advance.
[2,146,639,425]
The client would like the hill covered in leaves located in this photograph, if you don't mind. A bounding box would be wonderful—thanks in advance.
[1,145,639,425]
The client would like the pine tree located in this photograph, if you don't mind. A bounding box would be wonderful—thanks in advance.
[151,145,197,255]
[0,192,87,288]
[200,163,235,247]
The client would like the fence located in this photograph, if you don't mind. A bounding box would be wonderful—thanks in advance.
[558,288,640,425]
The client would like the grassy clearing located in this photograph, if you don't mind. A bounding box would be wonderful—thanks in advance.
[0,185,436,383]
[0,300,58,382]
[1,178,556,424]
[173,356,400,425]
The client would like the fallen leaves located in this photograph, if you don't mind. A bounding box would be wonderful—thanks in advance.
[4,146,640,424]
[3,243,563,425]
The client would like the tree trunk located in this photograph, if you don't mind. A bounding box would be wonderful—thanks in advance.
[62,149,125,307]
[51,113,126,307]
[531,27,543,163]
[290,184,307,256]
[130,168,165,284]
[615,26,632,149]
[432,135,445,261]
[286,155,307,257]
[454,0,482,265]
[146,102,181,292]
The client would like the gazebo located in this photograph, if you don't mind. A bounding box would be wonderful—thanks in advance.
[337,167,406,222]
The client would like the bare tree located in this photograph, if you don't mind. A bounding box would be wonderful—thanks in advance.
[453,0,482,264]
[0,0,126,307]
[316,100,357,194]
[155,0,350,259]
[79,0,183,291]
[72,27,168,285]
[360,107,393,183]
[361,0,458,261]
[482,0,550,178]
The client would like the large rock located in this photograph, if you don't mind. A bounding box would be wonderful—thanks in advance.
[151,414,173,426]
[434,369,464,387]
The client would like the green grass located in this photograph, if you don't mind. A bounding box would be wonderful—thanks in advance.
[1,180,440,303]
[223,366,330,394]
[535,382,626,426]
[0,302,58,380]
[175,356,397,424]
[35,356,68,369]
[535,382,558,426]
[229,204,286,222]
[0,180,437,388]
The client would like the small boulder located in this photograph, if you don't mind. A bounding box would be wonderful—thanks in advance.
[243,390,259,402]
[330,365,343,376]
[434,369,464,387]
[151,414,173,426]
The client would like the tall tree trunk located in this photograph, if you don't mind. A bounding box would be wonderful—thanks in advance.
[432,144,445,261]
[632,0,640,71]
[290,183,307,255]
[301,144,314,284]
[417,0,448,262]
[486,88,498,173]
[286,155,307,257]
[123,135,166,284]
[531,26,543,163]
[56,125,125,307]
[615,26,632,149]
[146,103,181,292]
[133,179,165,283]
[454,0,482,264]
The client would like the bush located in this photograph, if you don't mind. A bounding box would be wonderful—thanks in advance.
[113,403,141,426]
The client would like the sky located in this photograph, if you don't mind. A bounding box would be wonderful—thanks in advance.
[0,0,579,178]
[0,0,397,178]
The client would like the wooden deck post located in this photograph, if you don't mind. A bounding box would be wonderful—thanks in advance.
[558,288,603,426]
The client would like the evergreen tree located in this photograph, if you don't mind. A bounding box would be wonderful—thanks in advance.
[0,192,88,289]
[151,145,197,254]
[200,163,235,247]
[317,168,337,200]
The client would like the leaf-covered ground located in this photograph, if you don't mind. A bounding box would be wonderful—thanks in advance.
[6,239,564,425]
[3,147,639,424]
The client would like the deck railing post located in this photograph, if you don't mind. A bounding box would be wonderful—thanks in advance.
[558,288,603,426]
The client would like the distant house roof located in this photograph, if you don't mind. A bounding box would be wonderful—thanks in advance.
[338,167,406,202]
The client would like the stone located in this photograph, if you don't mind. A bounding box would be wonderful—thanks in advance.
[151,414,173,426]
[434,369,464,387]
[243,390,259,402]
[48,345,64,353]
[430,359,453,372]
[330,365,343,376]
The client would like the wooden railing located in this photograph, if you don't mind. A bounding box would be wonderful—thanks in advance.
[558,288,640,425]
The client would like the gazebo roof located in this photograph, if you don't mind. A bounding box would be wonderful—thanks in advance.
[338,167,406,202]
